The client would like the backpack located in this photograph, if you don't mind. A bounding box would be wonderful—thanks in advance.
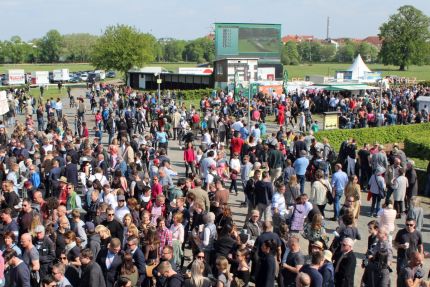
[326,145,337,163]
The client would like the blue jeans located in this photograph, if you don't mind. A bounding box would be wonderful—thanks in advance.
[334,190,343,219]
[297,174,306,194]
[371,193,382,215]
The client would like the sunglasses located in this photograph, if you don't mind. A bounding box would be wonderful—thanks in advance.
[60,256,67,260]
[197,256,205,259]
[108,214,114,216]
[406,224,414,227]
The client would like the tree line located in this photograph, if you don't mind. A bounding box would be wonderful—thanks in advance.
[0,5,428,74]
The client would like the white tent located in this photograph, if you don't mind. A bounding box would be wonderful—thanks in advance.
[347,54,371,80]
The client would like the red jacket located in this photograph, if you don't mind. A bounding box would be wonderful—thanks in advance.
[184,148,196,163]
[231,137,244,155]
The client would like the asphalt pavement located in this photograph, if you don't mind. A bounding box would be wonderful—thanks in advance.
[13,87,430,286]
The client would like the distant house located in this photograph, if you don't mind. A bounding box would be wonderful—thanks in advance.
[361,36,382,48]
[281,35,315,44]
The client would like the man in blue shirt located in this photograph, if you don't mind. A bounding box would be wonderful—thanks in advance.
[293,150,309,194]
[331,163,348,221]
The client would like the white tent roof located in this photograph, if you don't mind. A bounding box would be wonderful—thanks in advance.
[347,54,371,80]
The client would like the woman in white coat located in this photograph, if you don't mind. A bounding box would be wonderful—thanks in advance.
[392,167,408,219]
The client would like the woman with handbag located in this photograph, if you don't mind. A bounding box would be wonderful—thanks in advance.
[368,167,386,217]
[310,170,331,217]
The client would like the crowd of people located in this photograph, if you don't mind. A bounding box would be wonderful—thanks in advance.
[273,84,430,130]
[0,82,428,287]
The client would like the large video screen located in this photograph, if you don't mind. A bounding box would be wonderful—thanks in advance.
[215,23,281,60]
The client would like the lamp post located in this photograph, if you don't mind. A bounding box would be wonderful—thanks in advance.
[248,84,251,133]
[379,79,383,113]
[155,73,162,108]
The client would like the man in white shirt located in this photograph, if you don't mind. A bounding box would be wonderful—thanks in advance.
[200,150,216,181]
[231,119,244,132]
[89,167,109,186]
[114,194,130,222]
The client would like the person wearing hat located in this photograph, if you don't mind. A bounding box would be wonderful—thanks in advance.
[319,250,334,287]
[33,225,56,279]
[58,176,69,205]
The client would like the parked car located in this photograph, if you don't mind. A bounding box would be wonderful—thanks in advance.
[106,71,116,78]
[80,73,88,81]
[69,76,81,83]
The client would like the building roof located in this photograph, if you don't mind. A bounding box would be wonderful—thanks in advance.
[282,35,314,44]
[362,36,382,47]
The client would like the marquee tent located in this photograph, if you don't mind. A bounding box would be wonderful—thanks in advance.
[347,54,372,80]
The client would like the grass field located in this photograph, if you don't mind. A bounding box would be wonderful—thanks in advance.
[2,62,430,82]
[285,63,430,81]
[0,63,94,74]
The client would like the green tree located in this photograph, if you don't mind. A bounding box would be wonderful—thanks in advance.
[2,36,36,63]
[38,29,64,62]
[183,37,214,63]
[379,5,430,70]
[356,42,379,63]
[297,41,322,62]
[163,39,186,62]
[336,40,357,62]
[91,25,157,79]
[320,44,336,62]
[63,33,98,62]
[282,41,300,65]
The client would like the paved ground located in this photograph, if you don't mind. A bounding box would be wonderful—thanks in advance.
[15,87,430,286]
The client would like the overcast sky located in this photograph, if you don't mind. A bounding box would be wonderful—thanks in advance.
[1,0,429,41]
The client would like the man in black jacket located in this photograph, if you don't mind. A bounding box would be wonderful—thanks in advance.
[244,170,261,221]
[79,248,106,287]
[254,171,273,222]
[96,238,123,287]
[126,236,146,286]
[33,225,56,279]
[102,207,124,244]
[1,180,20,217]
[333,237,356,287]
[62,155,78,187]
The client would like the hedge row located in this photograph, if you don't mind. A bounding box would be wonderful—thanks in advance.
[315,123,430,151]
[404,135,430,160]
[144,88,213,101]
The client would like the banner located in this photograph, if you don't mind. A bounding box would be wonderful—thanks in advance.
[0,91,9,115]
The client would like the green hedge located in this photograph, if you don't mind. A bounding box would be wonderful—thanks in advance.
[144,88,213,100]
[315,123,430,151]
[404,135,430,160]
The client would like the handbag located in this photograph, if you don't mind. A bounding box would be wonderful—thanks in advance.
[320,180,333,205]
[375,176,386,199]
[146,261,156,277]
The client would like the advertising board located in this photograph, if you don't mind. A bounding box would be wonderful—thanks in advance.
[8,69,25,85]
[215,23,281,60]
